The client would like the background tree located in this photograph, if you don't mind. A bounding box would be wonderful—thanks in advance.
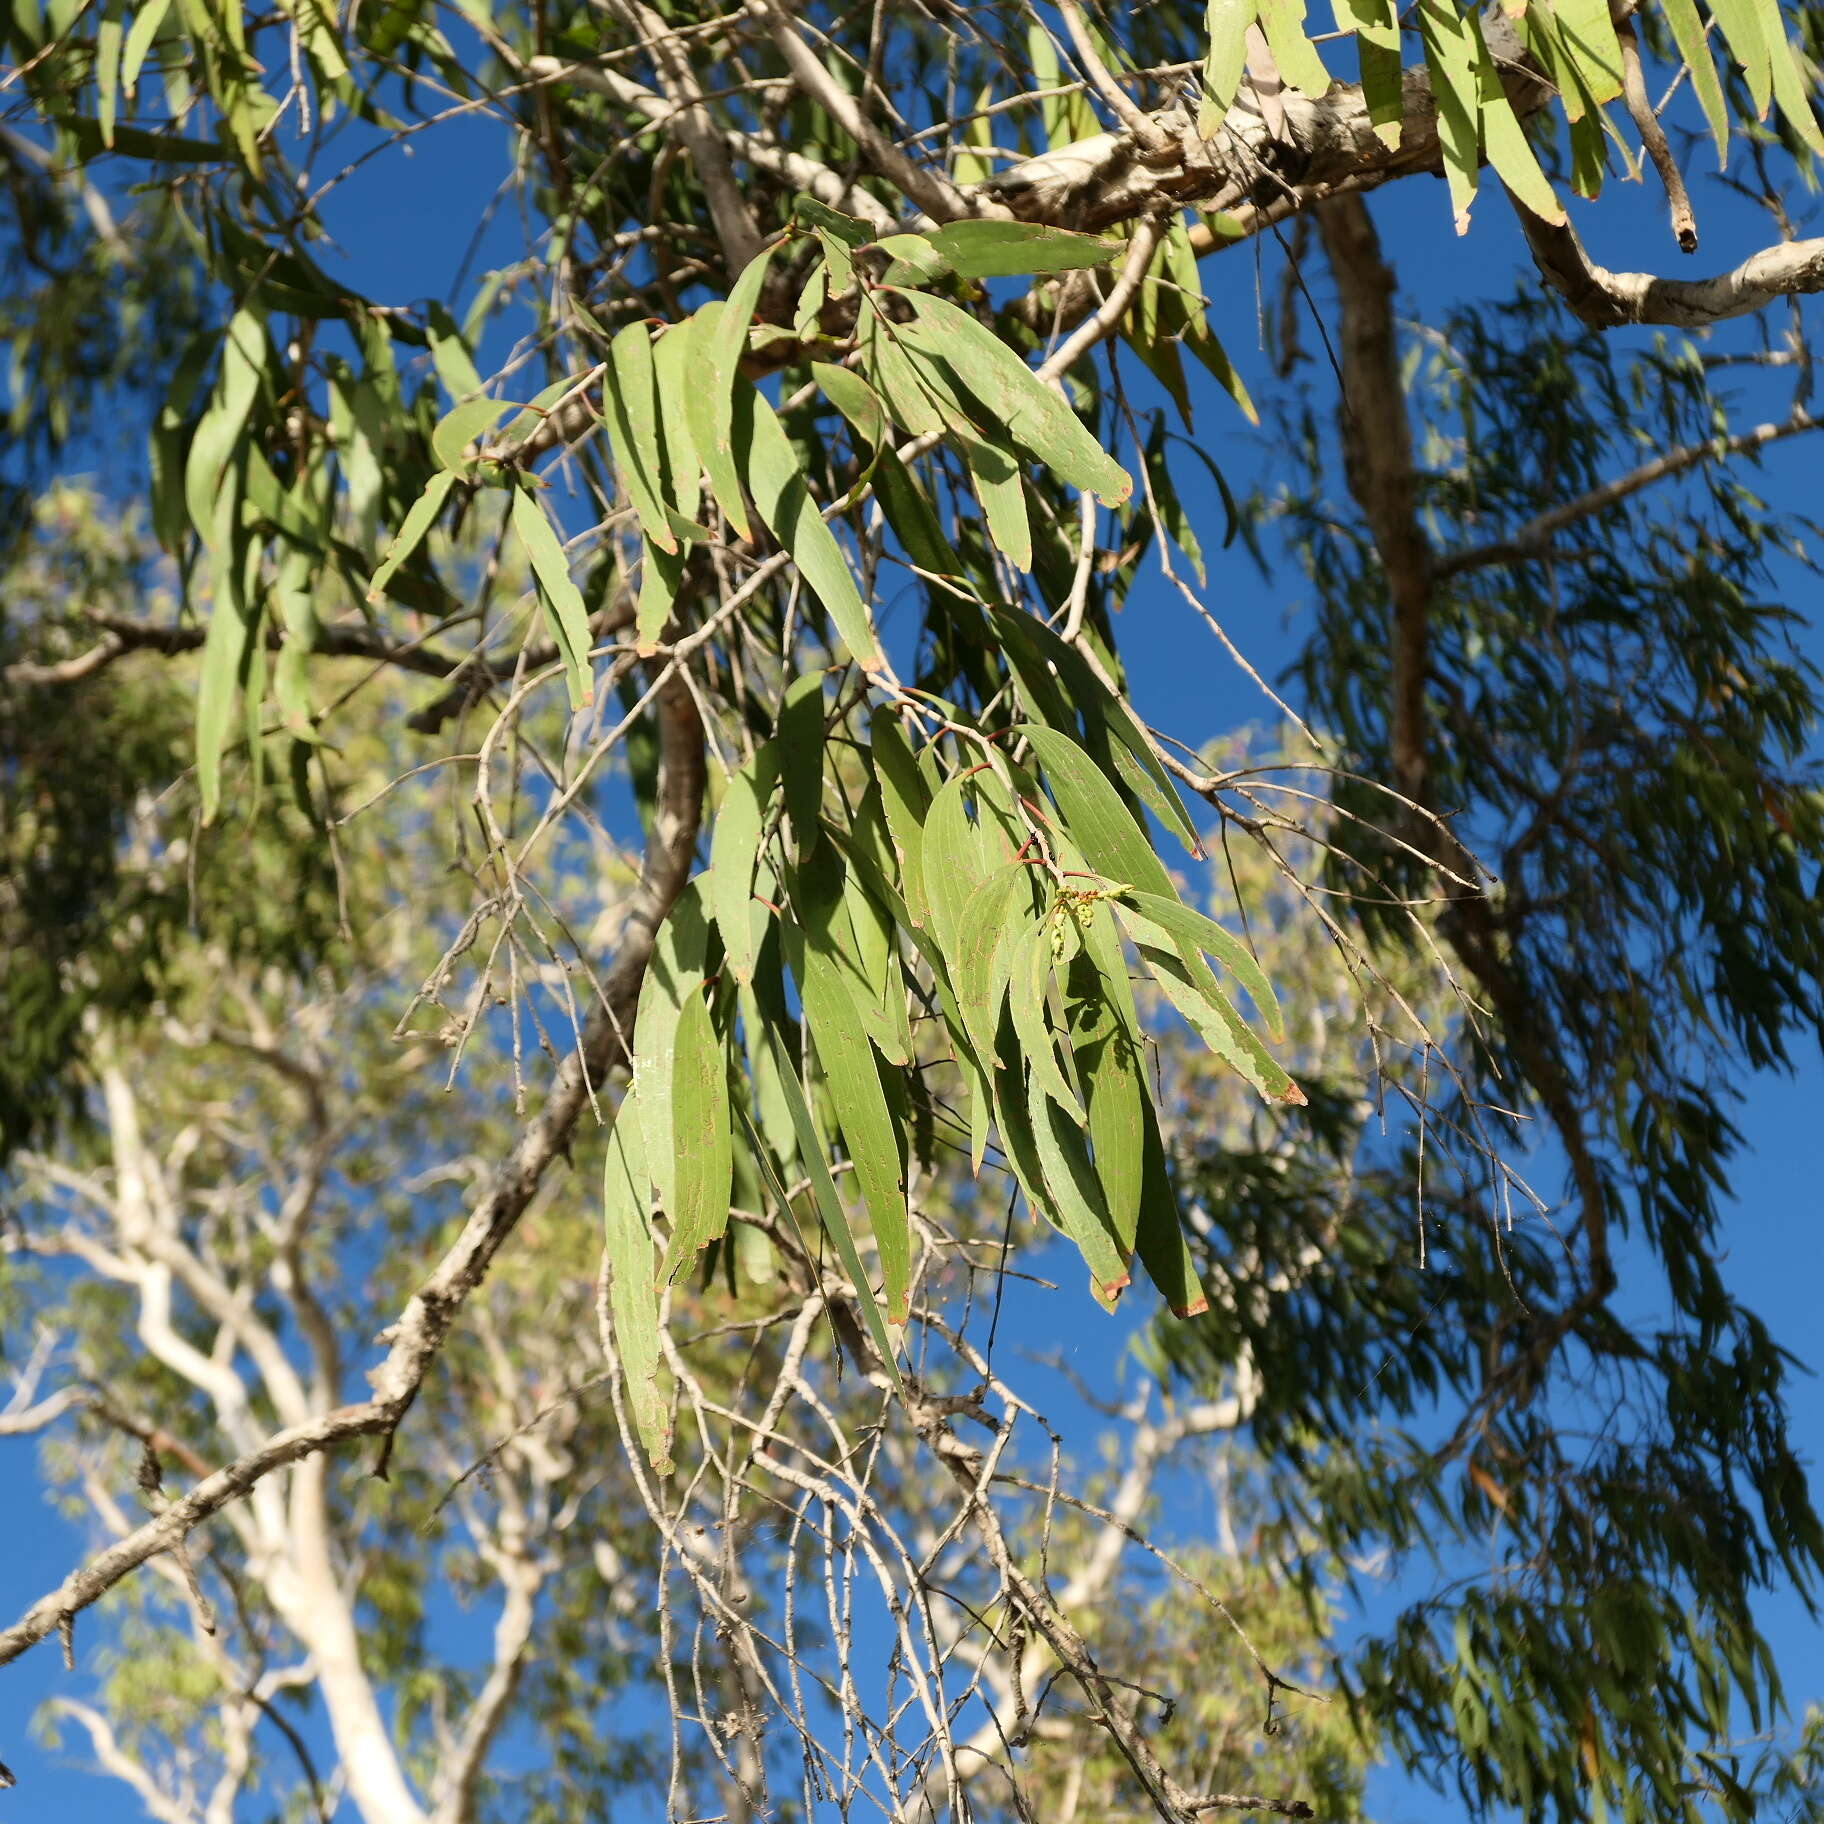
[3,0,1824,1819]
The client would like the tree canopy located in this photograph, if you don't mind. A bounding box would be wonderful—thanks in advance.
[3,0,1824,1819]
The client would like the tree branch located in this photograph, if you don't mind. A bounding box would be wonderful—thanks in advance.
[0,666,705,1670]
[1514,199,1824,328]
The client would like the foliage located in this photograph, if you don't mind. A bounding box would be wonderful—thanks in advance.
[1,0,1823,1819]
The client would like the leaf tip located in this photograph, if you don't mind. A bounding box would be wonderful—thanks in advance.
[1172,1297,1211,1319]
[1279,1080,1308,1107]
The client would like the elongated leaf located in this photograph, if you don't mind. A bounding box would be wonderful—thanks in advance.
[1335,0,1403,144]
[995,610,1201,855]
[1418,0,1482,230]
[860,307,951,439]
[1706,0,1771,116]
[875,448,966,578]
[1477,31,1566,222]
[766,1028,904,1386]
[706,240,778,478]
[877,232,950,285]
[1012,919,1089,1125]
[185,309,267,541]
[837,852,912,1066]
[661,988,733,1281]
[682,304,751,539]
[1137,941,1304,1104]
[1026,1079,1130,1300]
[1019,724,1176,898]
[121,0,173,95]
[922,771,1003,966]
[196,492,251,825]
[710,746,780,987]
[779,672,827,857]
[1655,0,1728,161]
[1201,0,1254,131]
[813,360,889,452]
[637,538,685,650]
[605,321,678,552]
[651,323,702,523]
[1115,888,1284,1040]
[870,709,933,926]
[603,1105,673,1472]
[962,428,1032,571]
[733,380,884,672]
[1065,950,1145,1253]
[802,947,911,1322]
[1132,1098,1210,1316]
[367,470,455,602]
[898,294,1132,504]
[632,881,715,1223]
[954,863,1032,1065]
[432,396,511,471]
[511,486,595,709]
[1550,0,1627,102]
[1768,27,1824,154]
[1259,0,1334,97]
[927,219,1123,278]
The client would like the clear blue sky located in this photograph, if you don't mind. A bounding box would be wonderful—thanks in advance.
[3,69,1821,1822]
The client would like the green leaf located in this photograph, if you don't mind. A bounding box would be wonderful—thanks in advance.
[1025,1077,1131,1301]
[1064,948,1145,1253]
[1131,1097,1209,1316]
[994,608,1201,856]
[897,294,1132,504]
[793,195,875,253]
[185,309,267,542]
[120,0,173,96]
[766,1027,904,1387]
[813,360,889,453]
[710,746,780,987]
[779,672,827,856]
[651,323,702,524]
[961,428,1032,571]
[922,770,1007,966]
[95,1,123,145]
[1011,919,1089,1125]
[1259,0,1334,97]
[705,242,779,512]
[661,987,733,1281]
[1706,0,1771,115]
[1335,0,1403,144]
[733,379,883,672]
[1115,888,1284,1041]
[954,863,1033,1066]
[605,321,678,553]
[1768,27,1824,155]
[1200,0,1253,129]
[636,538,685,650]
[858,306,950,439]
[1418,0,1482,230]
[1477,29,1566,221]
[1136,940,1304,1104]
[875,231,950,285]
[875,449,966,578]
[683,304,751,539]
[801,946,911,1322]
[510,486,595,709]
[366,475,454,607]
[1657,0,1728,161]
[196,499,251,825]
[633,883,714,1232]
[603,1104,673,1473]
[870,709,933,928]
[431,395,511,472]
[1018,724,1176,899]
[426,302,486,403]
[926,220,1123,279]
[1547,0,1627,104]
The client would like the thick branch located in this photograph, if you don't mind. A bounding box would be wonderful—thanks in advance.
[1515,201,1824,328]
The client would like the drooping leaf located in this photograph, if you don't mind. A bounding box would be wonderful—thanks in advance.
[766,1028,904,1387]
[1201,0,1254,132]
[431,396,511,471]
[1418,0,1483,230]
[367,470,456,602]
[1658,0,1730,161]
[961,428,1032,571]
[605,321,678,552]
[801,946,911,1322]
[1131,1097,1210,1316]
[897,293,1132,504]
[1010,917,1089,1126]
[1064,948,1146,1254]
[603,1104,673,1472]
[733,380,884,672]
[1115,889,1284,1041]
[710,746,781,987]
[1018,724,1176,898]
[1476,29,1567,223]
[661,987,734,1281]
[1135,938,1304,1104]
[1258,0,1334,98]
[510,486,595,709]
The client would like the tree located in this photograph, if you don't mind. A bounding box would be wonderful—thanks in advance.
[2,0,1823,1817]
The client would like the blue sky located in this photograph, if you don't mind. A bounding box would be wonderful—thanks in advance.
[4,52,1823,1822]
